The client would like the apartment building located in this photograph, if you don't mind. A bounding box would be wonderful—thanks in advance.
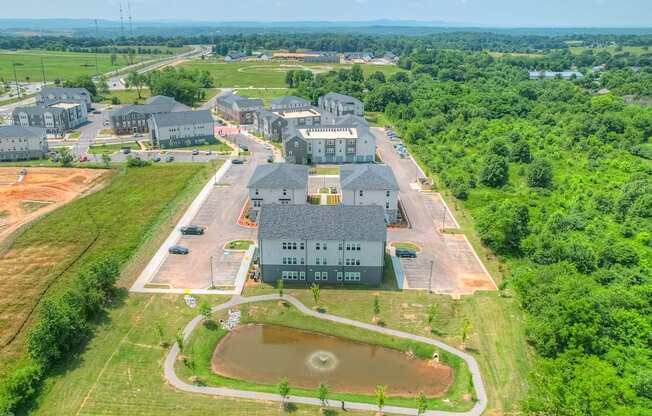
[149,110,215,149]
[109,96,189,135]
[258,204,387,285]
[36,87,92,111]
[12,101,87,136]
[340,164,400,223]
[318,92,364,118]
[0,126,48,161]
[247,163,309,218]
[215,92,263,125]
[283,124,376,164]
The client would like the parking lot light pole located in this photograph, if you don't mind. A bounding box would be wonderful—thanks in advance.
[210,255,214,289]
[428,260,434,294]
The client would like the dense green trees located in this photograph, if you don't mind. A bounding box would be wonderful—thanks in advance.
[146,67,213,106]
[378,47,652,415]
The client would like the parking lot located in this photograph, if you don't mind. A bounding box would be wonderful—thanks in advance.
[375,128,495,296]
[139,134,269,291]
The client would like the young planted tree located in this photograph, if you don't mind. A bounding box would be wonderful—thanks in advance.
[57,147,74,167]
[373,295,381,322]
[375,385,387,414]
[101,153,111,168]
[426,303,438,325]
[126,71,146,99]
[155,323,165,346]
[278,377,290,410]
[318,382,329,410]
[311,283,321,307]
[461,318,472,349]
[199,301,212,323]
[277,278,284,297]
[176,332,185,353]
[416,392,428,415]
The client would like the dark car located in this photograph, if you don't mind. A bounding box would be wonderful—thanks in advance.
[238,144,249,151]
[395,248,417,258]
[330,187,338,194]
[168,245,189,255]
[165,155,175,162]
[232,159,244,164]
[267,156,274,163]
[191,150,199,155]
[180,225,205,235]
[122,148,131,155]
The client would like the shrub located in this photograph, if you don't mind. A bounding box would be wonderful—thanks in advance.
[527,159,553,188]
[479,154,509,187]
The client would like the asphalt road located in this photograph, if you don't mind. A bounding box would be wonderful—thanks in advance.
[149,133,271,289]
[374,128,495,296]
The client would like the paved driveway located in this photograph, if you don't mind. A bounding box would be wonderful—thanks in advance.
[374,128,495,296]
[149,134,270,289]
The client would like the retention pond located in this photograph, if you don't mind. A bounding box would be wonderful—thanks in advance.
[212,324,453,396]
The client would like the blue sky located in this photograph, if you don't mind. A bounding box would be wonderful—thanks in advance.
[4,0,652,27]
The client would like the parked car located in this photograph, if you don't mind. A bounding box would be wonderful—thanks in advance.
[191,149,199,155]
[168,245,189,255]
[122,148,131,154]
[152,156,161,162]
[395,248,417,258]
[232,159,244,164]
[205,150,212,155]
[92,110,101,115]
[180,225,205,235]
[134,133,143,138]
[103,121,110,126]
[267,156,273,163]
[330,187,338,194]
[165,155,174,162]
[238,144,249,151]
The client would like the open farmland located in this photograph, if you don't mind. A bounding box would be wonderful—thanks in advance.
[0,167,107,242]
[0,163,212,375]
[0,49,181,82]
[180,60,402,88]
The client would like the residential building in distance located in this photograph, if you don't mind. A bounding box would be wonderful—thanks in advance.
[272,51,339,63]
[270,96,310,112]
[318,92,364,118]
[258,204,387,285]
[528,70,584,80]
[149,110,215,149]
[283,124,376,164]
[247,163,309,215]
[36,87,92,111]
[340,164,400,223]
[275,107,323,130]
[0,126,48,161]
[12,101,87,136]
[224,52,246,61]
[215,92,263,125]
[252,110,288,141]
[109,95,189,135]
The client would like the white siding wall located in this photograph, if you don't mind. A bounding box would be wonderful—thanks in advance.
[249,187,307,209]
[260,238,383,268]
[341,189,398,211]
[155,122,213,141]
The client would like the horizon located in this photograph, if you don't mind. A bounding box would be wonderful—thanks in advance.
[1,0,651,28]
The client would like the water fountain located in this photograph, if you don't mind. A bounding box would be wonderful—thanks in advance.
[306,350,338,372]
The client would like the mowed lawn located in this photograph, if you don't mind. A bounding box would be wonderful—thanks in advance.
[0,163,216,375]
[0,49,166,82]
[180,60,402,88]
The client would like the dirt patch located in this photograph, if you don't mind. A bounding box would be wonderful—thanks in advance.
[0,167,108,244]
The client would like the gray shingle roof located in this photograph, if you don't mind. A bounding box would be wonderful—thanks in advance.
[39,87,90,96]
[256,109,284,122]
[247,163,309,189]
[270,96,310,108]
[13,106,65,116]
[340,164,399,191]
[217,92,263,110]
[335,115,368,128]
[151,110,213,128]
[0,125,46,139]
[258,204,387,241]
[110,96,189,117]
[323,92,362,106]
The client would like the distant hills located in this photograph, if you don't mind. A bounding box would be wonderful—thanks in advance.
[1,18,652,36]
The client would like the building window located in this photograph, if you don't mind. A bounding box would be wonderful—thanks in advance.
[300,242,305,250]
[322,272,328,281]
[316,258,320,265]
[359,190,364,197]
[282,189,288,196]
[255,189,259,195]
[282,257,287,265]
[338,242,343,250]
[386,202,390,209]
[346,243,351,251]
[323,242,327,250]
[282,242,287,250]
[299,271,306,280]
[315,243,320,250]
[315,272,321,280]
[323,257,327,265]
[356,243,361,251]
[337,272,343,281]
[386,190,390,197]
[300,257,305,265]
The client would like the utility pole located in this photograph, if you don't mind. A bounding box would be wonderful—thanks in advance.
[428,260,434,294]
[94,19,100,77]
[40,57,46,87]
[12,63,20,98]
[119,3,124,36]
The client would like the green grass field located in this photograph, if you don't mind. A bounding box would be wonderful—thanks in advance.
[0,163,216,375]
[98,88,152,104]
[179,300,474,411]
[88,141,140,155]
[569,45,651,55]
[0,49,182,83]
[233,87,293,105]
[166,142,232,153]
[180,60,401,88]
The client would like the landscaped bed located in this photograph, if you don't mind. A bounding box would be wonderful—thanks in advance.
[224,240,254,250]
[177,300,475,412]
[88,141,140,155]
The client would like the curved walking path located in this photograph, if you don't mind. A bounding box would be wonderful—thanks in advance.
[164,294,488,416]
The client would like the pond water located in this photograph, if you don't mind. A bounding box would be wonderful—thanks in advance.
[211,324,453,396]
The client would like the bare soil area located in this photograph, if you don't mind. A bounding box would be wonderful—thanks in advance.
[0,167,107,243]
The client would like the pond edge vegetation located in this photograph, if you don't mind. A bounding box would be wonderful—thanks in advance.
[166,294,487,415]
